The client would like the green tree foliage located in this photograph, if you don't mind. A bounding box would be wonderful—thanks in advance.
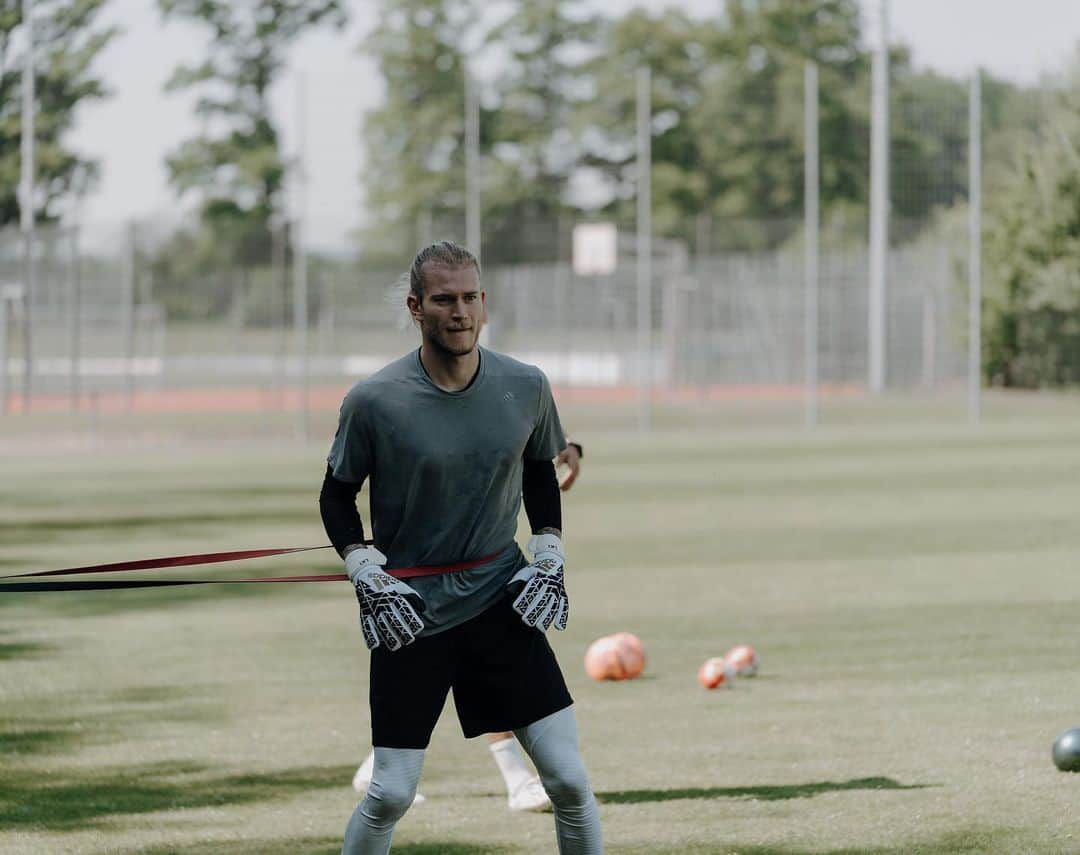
[482,0,598,263]
[569,0,872,250]
[0,0,116,226]
[358,0,474,265]
[152,0,346,318]
[577,8,712,241]
[983,73,1080,387]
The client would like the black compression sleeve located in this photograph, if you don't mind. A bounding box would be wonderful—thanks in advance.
[522,458,562,534]
[319,465,366,558]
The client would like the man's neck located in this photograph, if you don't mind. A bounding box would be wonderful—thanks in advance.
[419,345,480,392]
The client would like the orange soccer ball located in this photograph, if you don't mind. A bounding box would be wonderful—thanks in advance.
[723,644,760,677]
[584,633,646,681]
[697,657,736,690]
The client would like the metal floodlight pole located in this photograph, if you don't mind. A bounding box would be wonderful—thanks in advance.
[123,221,137,407]
[868,0,890,394]
[804,62,820,428]
[20,0,36,410]
[0,290,9,413]
[636,65,652,431]
[465,68,481,263]
[968,70,982,425]
[69,222,81,410]
[293,71,310,442]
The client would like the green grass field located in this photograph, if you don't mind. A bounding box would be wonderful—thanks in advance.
[4,393,1080,854]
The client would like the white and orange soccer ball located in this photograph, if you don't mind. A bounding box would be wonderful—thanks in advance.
[723,644,760,678]
[584,632,646,682]
[697,657,736,690]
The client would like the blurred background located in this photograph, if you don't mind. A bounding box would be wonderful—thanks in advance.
[3,0,1080,443]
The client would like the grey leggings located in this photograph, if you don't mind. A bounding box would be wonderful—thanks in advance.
[341,706,602,855]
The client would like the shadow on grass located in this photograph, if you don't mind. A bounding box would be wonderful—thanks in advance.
[122,836,342,855]
[0,761,358,831]
[636,829,1021,855]
[111,685,195,704]
[0,640,57,659]
[2,684,225,759]
[0,727,81,755]
[121,840,512,855]
[597,776,930,805]
[0,509,307,546]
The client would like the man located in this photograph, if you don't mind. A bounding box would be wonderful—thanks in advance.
[350,441,584,814]
[319,241,602,855]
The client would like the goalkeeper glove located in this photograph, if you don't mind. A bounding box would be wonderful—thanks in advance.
[507,533,568,631]
[345,546,426,651]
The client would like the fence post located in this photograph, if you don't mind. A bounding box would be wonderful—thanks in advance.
[636,65,652,430]
[804,61,820,427]
[968,70,983,424]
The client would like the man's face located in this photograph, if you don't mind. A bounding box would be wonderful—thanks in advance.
[407,263,486,357]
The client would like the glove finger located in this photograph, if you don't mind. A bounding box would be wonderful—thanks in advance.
[526,589,555,629]
[522,575,547,605]
[376,612,404,651]
[553,596,569,631]
[385,603,419,647]
[512,585,540,620]
[360,615,381,650]
[399,602,424,636]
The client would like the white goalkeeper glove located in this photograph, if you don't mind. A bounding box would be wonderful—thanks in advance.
[345,546,426,651]
[507,533,568,631]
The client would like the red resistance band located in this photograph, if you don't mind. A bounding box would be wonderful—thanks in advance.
[0,545,507,592]
[387,550,503,580]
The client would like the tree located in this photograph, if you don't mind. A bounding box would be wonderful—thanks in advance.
[983,67,1080,387]
[579,0,870,251]
[482,0,599,263]
[692,0,869,246]
[157,0,346,267]
[576,8,714,241]
[0,0,117,226]
[358,0,476,265]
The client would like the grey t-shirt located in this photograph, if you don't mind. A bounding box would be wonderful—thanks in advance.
[327,346,566,637]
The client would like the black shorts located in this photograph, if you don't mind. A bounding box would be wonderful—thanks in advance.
[369,596,573,749]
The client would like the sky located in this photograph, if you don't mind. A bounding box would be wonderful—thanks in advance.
[68,0,1080,251]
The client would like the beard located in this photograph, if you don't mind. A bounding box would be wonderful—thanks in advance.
[426,323,479,357]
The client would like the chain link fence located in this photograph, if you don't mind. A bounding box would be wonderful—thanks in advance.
[1,63,985,438]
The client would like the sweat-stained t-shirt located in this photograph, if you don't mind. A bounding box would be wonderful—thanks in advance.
[327,346,566,637]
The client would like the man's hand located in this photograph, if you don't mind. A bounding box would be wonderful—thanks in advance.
[345,547,426,651]
[507,533,568,631]
[555,443,582,491]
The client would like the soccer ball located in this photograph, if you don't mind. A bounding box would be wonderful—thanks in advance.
[584,633,646,682]
[697,657,736,690]
[1052,728,1080,772]
[609,632,646,678]
[723,644,760,677]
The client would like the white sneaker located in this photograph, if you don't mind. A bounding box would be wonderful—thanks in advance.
[507,775,551,812]
[352,759,425,804]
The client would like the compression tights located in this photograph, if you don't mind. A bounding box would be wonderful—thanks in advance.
[340,706,602,855]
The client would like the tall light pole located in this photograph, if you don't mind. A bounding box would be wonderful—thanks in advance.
[293,71,310,441]
[20,0,36,409]
[636,66,652,431]
[868,0,890,394]
[465,68,480,262]
[804,62,820,428]
[968,70,982,424]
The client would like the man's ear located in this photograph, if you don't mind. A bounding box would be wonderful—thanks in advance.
[406,293,422,321]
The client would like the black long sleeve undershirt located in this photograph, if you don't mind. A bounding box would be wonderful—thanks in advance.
[319,465,366,558]
[522,458,561,534]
